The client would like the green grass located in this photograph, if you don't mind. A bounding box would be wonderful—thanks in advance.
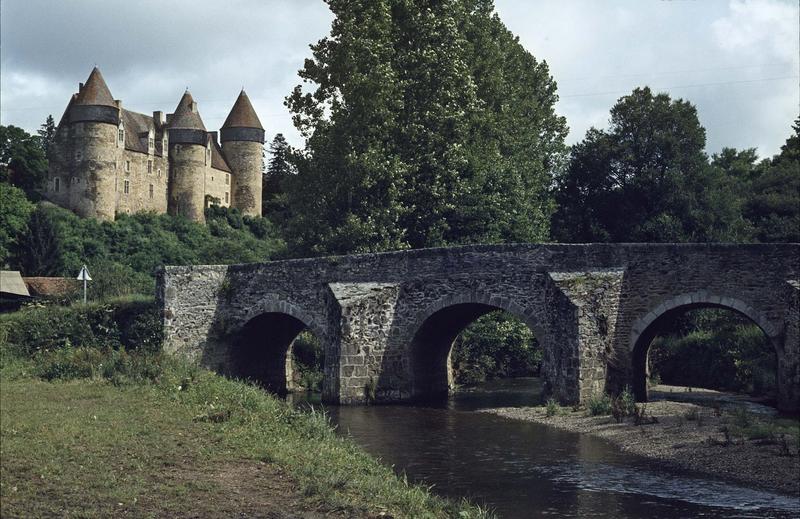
[1,353,492,518]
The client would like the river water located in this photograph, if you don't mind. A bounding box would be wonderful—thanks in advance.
[298,378,800,518]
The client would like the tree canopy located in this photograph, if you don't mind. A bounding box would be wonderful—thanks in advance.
[552,87,753,243]
[284,0,567,256]
[0,125,48,199]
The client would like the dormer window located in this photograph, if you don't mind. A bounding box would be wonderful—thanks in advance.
[148,137,155,152]
[118,128,124,144]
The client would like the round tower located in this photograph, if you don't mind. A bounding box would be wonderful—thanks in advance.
[64,67,119,220]
[221,90,265,217]
[167,91,208,223]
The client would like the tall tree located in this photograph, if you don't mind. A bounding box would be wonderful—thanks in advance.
[0,183,34,267]
[285,0,566,256]
[262,133,293,223]
[0,125,48,199]
[744,118,800,242]
[38,115,56,157]
[552,87,747,243]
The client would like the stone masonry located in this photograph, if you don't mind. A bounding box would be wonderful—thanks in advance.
[158,243,800,412]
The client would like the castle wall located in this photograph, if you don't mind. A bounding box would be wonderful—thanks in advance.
[168,143,207,222]
[204,167,232,208]
[114,149,169,216]
[222,140,262,216]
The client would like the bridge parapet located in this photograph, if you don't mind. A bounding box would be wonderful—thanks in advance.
[158,243,800,411]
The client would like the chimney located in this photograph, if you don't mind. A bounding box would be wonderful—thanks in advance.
[153,111,165,125]
[115,99,122,109]
[78,82,84,91]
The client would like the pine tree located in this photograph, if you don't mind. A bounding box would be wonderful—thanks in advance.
[38,115,56,157]
[262,133,293,223]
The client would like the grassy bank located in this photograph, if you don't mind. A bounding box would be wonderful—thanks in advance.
[0,307,490,518]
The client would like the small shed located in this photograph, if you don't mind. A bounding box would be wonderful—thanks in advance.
[0,270,31,312]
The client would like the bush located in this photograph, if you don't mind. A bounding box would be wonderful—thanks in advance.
[545,398,559,417]
[33,346,163,384]
[0,297,162,355]
[649,309,776,397]
[587,393,612,416]
[452,312,541,385]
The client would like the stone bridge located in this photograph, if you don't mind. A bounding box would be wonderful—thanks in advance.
[157,243,800,412]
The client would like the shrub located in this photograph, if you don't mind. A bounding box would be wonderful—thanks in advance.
[587,393,612,416]
[545,398,559,417]
[0,297,162,355]
[33,346,163,384]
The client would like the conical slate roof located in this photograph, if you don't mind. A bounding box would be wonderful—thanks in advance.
[168,91,206,131]
[222,90,263,130]
[73,67,116,107]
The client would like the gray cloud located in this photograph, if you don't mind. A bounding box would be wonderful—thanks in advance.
[2,0,797,157]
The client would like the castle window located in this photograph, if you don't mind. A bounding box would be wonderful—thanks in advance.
[149,184,154,199]
[54,177,60,192]
[148,137,155,152]
[225,174,229,185]
[75,150,82,161]
[123,180,130,194]
[125,160,131,173]
[225,192,229,204]
[147,160,153,174]
[157,168,162,178]
[118,128,124,144]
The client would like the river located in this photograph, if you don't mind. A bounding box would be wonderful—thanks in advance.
[295,378,799,518]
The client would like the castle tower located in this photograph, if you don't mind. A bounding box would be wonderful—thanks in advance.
[221,90,265,217]
[166,91,208,223]
[61,67,120,220]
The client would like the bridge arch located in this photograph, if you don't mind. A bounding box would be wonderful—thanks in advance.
[629,291,780,402]
[229,297,327,395]
[402,291,545,400]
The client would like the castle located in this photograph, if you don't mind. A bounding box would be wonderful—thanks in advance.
[45,67,264,223]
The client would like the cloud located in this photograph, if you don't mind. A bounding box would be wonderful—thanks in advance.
[2,0,797,157]
[712,0,798,62]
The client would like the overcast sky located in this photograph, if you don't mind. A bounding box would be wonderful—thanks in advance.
[1,0,797,158]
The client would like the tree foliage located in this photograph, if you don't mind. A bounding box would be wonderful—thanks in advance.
[38,115,56,157]
[0,183,34,267]
[262,133,293,224]
[743,118,800,243]
[0,125,48,199]
[285,0,566,256]
[1,191,285,300]
[552,87,750,243]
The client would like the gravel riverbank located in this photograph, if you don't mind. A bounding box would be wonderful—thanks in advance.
[481,400,800,497]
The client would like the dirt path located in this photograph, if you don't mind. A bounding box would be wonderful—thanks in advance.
[482,401,800,497]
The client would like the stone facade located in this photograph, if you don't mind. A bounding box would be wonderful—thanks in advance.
[45,68,263,223]
[158,243,800,412]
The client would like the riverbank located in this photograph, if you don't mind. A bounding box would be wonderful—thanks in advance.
[0,356,489,518]
[482,399,800,497]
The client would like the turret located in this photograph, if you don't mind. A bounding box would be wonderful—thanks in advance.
[221,90,265,217]
[59,67,119,220]
[166,90,207,223]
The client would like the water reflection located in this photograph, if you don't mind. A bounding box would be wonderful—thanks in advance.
[294,378,799,518]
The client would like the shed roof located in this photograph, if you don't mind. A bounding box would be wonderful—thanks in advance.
[0,271,30,297]
[23,277,79,298]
